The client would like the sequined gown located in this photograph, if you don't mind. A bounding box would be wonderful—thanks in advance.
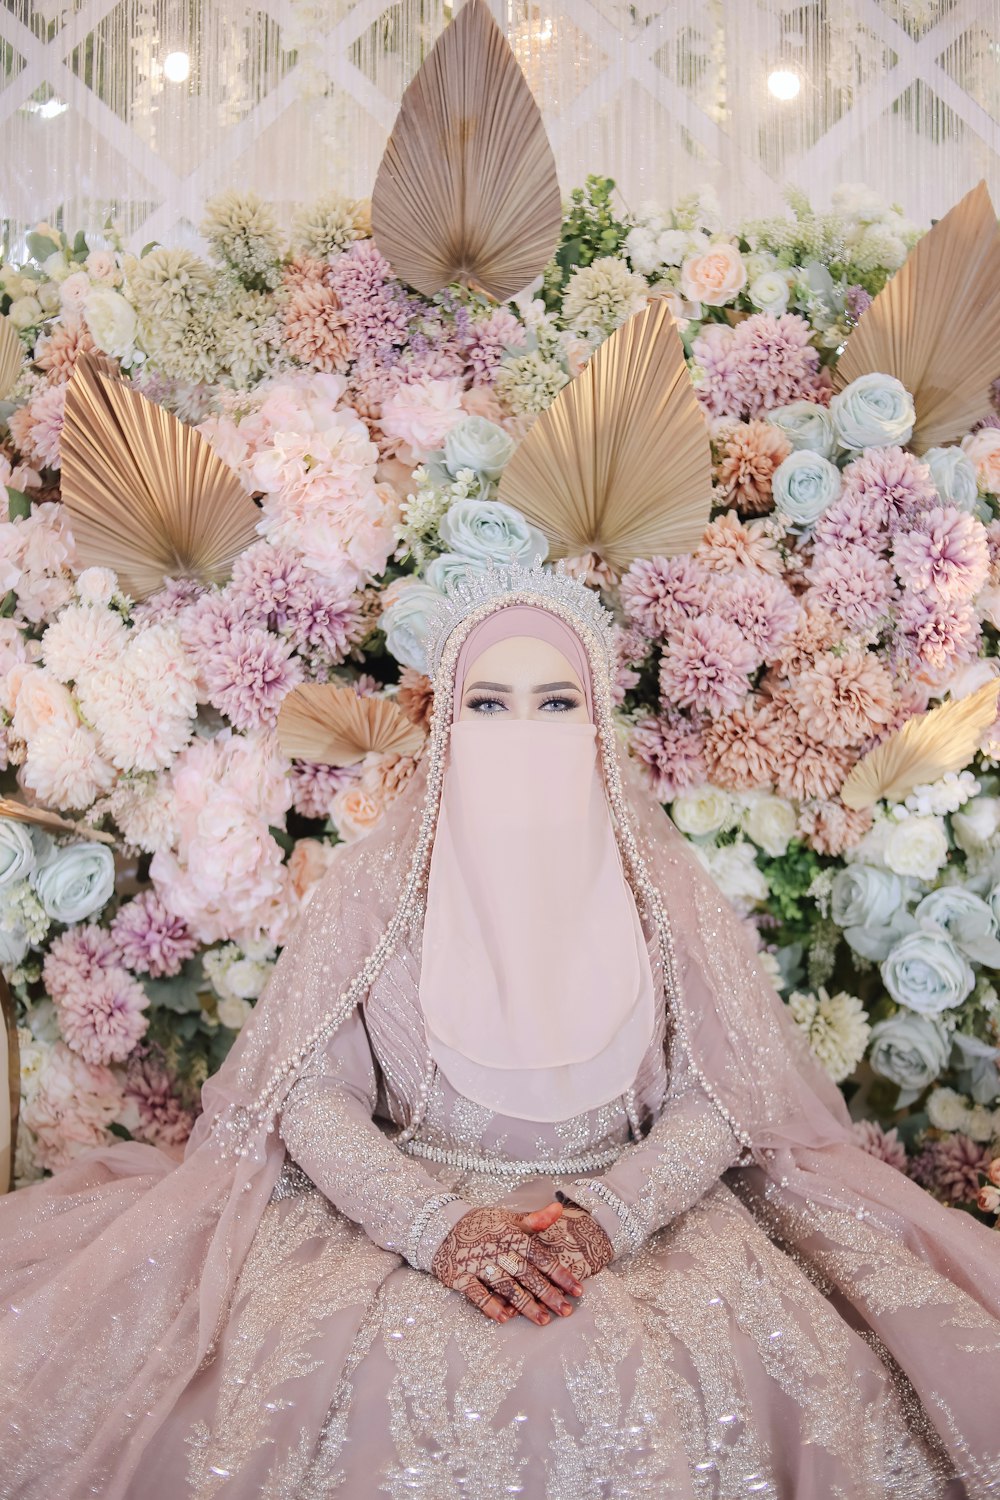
[118,902,1000,1500]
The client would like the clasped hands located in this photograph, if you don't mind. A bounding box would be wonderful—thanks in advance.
[430,1200,613,1327]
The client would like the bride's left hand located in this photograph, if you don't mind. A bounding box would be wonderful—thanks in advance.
[533,1204,614,1281]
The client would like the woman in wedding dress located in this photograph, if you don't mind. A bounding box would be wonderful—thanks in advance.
[2,561,999,1499]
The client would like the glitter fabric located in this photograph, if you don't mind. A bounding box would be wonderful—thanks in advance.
[1,567,1000,1497]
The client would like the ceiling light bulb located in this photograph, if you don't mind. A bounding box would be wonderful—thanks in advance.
[767,68,801,101]
[163,50,191,83]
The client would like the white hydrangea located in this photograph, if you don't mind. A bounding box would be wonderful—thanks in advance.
[904,770,979,818]
[788,987,872,1083]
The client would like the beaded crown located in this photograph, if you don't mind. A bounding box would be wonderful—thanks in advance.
[424,557,618,677]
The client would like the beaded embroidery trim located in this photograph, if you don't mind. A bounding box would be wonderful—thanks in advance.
[398,1138,625,1177]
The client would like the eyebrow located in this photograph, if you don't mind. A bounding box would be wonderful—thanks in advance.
[464,680,581,693]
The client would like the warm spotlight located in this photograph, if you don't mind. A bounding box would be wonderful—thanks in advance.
[163,51,191,83]
[767,68,801,101]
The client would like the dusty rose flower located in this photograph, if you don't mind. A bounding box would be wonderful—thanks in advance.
[43,923,120,1001]
[813,491,888,553]
[910,1133,992,1205]
[806,544,896,631]
[787,648,896,749]
[287,837,338,901]
[289,759,360,819]
[896,594,980,677]
[360,749,420,805]
[852,1118,907,1171]
[767,603,845,678]
[715,420,791,515]
[628,712,707,802]
[760,694,854,800]
[110,889,199,978]
[21,1042,123,1172]
[283,282,351,372]
[706,571,801,662]
[697,510,783,576]
[659,615,760,717]
[396,666,434,728]
[892,505,990,604]
[559,551,618,590]
[9,382,66,469]
[281,254,331,294]
[200,625,304,731]
[330,781,385,841]
[839,445,936,524]
[34,316,95,384]
[962,426,1000,494]
[124,1048,194,1152]
[702,703,776,791]
[797,798,874,856]
[620,555,711,638]
[56,966,150,1065]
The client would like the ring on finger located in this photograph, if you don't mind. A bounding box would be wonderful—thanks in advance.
[496,1251,523,1278]
[482,1263,501,1282]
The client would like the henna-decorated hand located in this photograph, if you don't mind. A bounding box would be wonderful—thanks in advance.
[534,1203,614,1281]
[430,1202,584,1326]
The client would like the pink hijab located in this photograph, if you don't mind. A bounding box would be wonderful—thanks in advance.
[418,605,656,1121]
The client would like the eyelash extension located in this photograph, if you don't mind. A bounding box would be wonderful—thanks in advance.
[465,693,581,712]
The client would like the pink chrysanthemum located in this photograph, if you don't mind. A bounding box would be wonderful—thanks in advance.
[659,615,760,718]
[796,798,873,856]
[35,316,95,384]
[910,1133,992,1205]
[289,759,361,819]
[9,382,66,469]
[281,254,330,294]
[696,510,783,576]
[620,555,710,639]
[628,712,707,802]
[702,704,776,791]
[697,313,830,420]
[714,419,792,515]
[767,603,846,678]
[286,580,363,663]
[839,446,936,525]
[124,1048,195,1151]
[813,492,889,553]
[179,591,248,658]
[892,505,991,604]
[706,571,802,662]
[852,1118,908,1172]
[464,309,527,385]
[690,324,741,419]
[200,624,304,730]
[896,594,980,676]
[110,890,199,978]
[132,576,208,627]
[43,923,121,1002]
[56,966,150,1065]
[228,542,313,630]
[283,282,351,372]
[759,695,855,801]
[806,544,897,631]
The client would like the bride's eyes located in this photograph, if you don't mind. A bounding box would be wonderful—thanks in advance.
[466,694,506,714]
[465,693,581,714]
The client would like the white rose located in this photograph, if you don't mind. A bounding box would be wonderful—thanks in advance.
[0,819,37,887]
[766,401,838,459]
[924,446,979,512]
[41,250,70,282]
[671,785,734,838]
[883,816,949,879]
[32,842,116,923]
[952,796,1000,856]
[84,288,138,360]
[926,1086,972,1132]
[748,270,790,316]
[75,567,118,607]
[701,841,769,915]
[217,995,253,1030]
[869,1012,950,1094]
[830,373,915,450]
[830,864,903,929]
[7,295,42,331]
[740,793,797,857]
[224,957,269,1000]
[59,271,91,313]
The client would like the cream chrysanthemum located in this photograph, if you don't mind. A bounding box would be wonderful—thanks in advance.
[291,193,370,258]
[201,190,285,288]
[788,987,872,1083]
[561,255,649,343]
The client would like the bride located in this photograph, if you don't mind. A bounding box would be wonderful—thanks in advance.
[2,560,999,1499]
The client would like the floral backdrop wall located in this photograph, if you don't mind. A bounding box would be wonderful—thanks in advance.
[2,177,999,1223]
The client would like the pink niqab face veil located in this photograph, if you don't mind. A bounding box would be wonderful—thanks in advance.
[417,604,656,1122]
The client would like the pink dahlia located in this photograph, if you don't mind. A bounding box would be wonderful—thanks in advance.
[702,704,776,791]
[839,446,936,525]
[805,544,897,632]
[760,695,854,801]
[124,1048,195,1152]
[21,1042,123,1173]
[896,594,980,677]
[283,282,351,373]
[767,603,845,678]
[43,923,120,1002]
[464,309,527,385]
[396,667,434,730]
[200,625,304,731]
[228,542,314,630]
[35,316,95,384]
[110,889,199,978]
[619,555,710,639]
[892,506,990,604]
[690,324,742,419]
[659,615,760,718]
[910,1133,992,1205]
[696,511,783,576]
[852,1119,907,1172]
[286,579,363,663]
[179,591,248,658]
[714,420,791,515]
[9,382,66,469]
[289,759,361,819]
[796,798,873,856]
[729,313,830,419]
[628,712,708,802]
[706,571,801,663]
[813,492,889,553]
[56,966,150,1065]
[132,576,207,627]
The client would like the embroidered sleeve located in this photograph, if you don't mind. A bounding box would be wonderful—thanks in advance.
[563,1054,743,1260]
[278,1007,470,1272]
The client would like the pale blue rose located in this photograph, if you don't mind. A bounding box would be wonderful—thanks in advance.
[424,553,488,596]
[0,922,29,976]
[442,417,516,483]
[32,842,115,924]
[951,1032,1000,1105]
[915,887,1000,967]
[923,446,979,513]
[379,581,442,673]
[988,882,1000,929]
[881,930,976,1015]
[869,1012,950,1093]
[766,401,837,459]
[830,373,915,450]
[772,450,842,527]
[438,499,548,566]
[831,864,902,929]
[0,818,37,888]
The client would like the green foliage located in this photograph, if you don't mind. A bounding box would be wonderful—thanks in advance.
[758,842,824,931]
[6,488,32,520]
[541,176,629,309]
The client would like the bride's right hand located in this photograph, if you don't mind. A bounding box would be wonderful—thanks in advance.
[430,1202,584,1326]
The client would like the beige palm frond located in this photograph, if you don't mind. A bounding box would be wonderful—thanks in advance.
[276,685,427,767]
[839,679,1000,810]
[371,0,561,300]
[497,299,714,576]
[0,796,116,845]
[59,354,260,600]
[0,317,25,401]
[833,181,1000,453]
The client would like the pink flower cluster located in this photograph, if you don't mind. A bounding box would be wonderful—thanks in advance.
[43,924,150,1066]
[692,314,831,420]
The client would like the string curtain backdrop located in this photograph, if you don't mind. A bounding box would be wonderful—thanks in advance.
[1,0,1000,255]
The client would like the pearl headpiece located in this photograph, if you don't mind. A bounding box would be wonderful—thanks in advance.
[423,557,618,677]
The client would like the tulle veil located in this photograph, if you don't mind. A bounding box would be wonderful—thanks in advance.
[1,585,999,1497]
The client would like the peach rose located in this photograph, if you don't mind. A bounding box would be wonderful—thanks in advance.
[330,783,385,842]
[287,837,337,901]
[680,241,747,307]
[962,427,1000,495]
[9,664,77,740]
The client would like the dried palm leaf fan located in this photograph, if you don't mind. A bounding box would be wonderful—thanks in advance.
[833,181,1000,453]
[371,0,562,300]
[497,299,714,575]
[0,795,116,845]
[59,354,260,600]
[277,684,426,767]
[0,316,25,401]
[840,678,1000,810]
